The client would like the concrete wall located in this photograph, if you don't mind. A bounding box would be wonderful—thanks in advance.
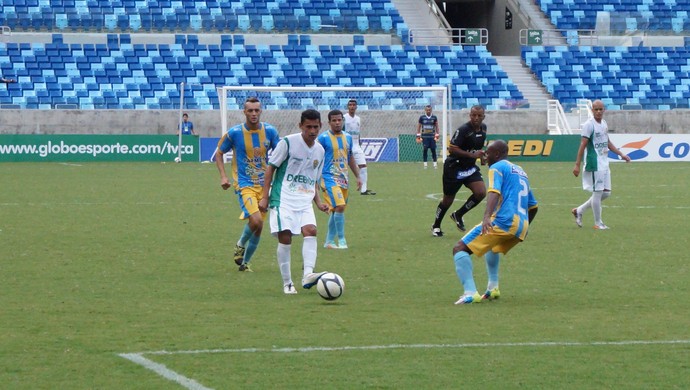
[1,109,688,137]
[486,0,529,56]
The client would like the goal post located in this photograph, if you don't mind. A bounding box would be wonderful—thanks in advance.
[217,86,451,163]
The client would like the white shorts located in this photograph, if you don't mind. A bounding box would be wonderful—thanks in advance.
[582,170,611,192]
[269,206,317,236]
[352,142,366,166]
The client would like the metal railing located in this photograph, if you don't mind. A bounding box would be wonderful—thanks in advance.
[546,99,574,135]
[519,29,599,46]
[409,28,488,45]
[577,99,593,129]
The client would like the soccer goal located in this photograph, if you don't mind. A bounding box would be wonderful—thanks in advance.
[217,86,451,162]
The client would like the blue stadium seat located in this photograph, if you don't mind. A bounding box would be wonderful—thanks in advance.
[262,15,274,31]
[190,14,202,32]
[104,14,117,31]
[55,14,68,30]
[238,14,250,31]
[356,16,368,32]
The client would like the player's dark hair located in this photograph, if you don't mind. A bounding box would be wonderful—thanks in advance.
[471,104,485,112]
[328,109,343,121]
[300,109,321,124]
[244,96,261,108]
[348,99,357,105]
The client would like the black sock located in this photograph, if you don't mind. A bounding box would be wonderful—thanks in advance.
[455,195,482,217]
[433,203,449,228]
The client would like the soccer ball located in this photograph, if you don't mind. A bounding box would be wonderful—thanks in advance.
[174,157,181,163]
[316,273,345,301]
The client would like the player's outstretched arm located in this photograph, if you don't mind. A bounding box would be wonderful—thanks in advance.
[258,165,276,213]
[608,139,631,162]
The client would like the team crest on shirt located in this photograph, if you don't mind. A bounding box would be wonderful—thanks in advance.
[313,159,320,169]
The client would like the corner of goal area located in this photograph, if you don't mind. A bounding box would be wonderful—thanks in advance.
[117,351,213,390]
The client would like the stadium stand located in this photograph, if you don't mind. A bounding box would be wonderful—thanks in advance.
[0,33,523,110]
[523,45,690,110]
[0,0,407,37]
[536,0,688,33]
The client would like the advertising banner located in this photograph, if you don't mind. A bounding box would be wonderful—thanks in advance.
[489,135,581,162]
[609,134,690,162]
[200,137,220,162]
[401,134,582,163]
[202,137,398,163]
[0,135,199,162]
[360,137,398,162]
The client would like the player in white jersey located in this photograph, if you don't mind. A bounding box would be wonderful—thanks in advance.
[572,100,631,230]
[344,99,376,195]
[259,109,330,295]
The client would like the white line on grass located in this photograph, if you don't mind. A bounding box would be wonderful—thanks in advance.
[119,339,690,389]
[139,339,690,356]
[118,353,212,390]
[545,203,690,210]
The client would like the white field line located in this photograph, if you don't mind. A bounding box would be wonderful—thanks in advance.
[118,353,212,390]
[119,339,690,389]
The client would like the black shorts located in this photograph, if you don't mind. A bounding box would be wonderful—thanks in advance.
[442,163,483,196]
[422,137,436,148]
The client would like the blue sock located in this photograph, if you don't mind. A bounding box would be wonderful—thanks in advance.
[334,212,345,241]
[326,213,336,243]
[485,250,500,289]
[238,224,252,247]
[243,233,261,264]
[453,251,477,293]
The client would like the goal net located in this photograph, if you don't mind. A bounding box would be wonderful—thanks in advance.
[217,86,450,163]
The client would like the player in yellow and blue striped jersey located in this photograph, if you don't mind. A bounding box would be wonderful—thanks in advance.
[317,109,362,249]
[215,97,280,272]
[451,140,538,305]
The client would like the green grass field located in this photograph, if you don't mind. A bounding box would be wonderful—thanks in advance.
[1,161,689,389]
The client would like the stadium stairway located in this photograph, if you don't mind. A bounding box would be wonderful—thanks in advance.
[389,0,451,45]
[518,0,567,45]
[493,55,552,110]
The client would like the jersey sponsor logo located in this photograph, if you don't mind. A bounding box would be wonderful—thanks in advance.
[510,164,528,178]
[360,138,388,161]
[286,173,315,185]
[456,167,477,180]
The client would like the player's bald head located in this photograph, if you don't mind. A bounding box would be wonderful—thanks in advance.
[488,139,508,155]
[487,139,508,165]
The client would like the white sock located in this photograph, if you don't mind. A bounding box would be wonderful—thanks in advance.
[302,236,317,277]
[277,243,292,285]
[360,166,368,192]
[592,191,604,225]
[577,196,593,215]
